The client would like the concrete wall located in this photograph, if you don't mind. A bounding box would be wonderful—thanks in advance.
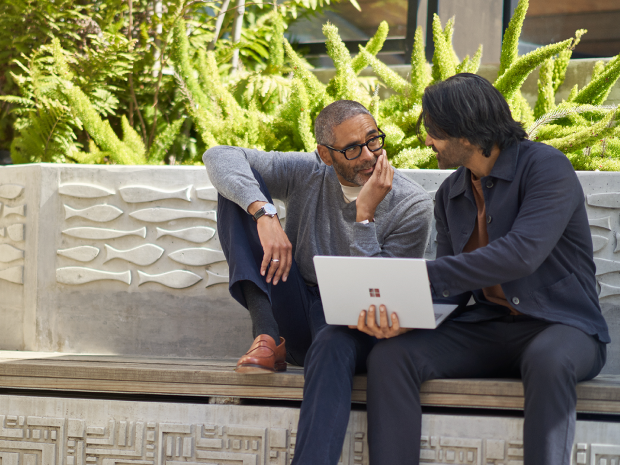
[1,165,620,372]
[0,393,617,465]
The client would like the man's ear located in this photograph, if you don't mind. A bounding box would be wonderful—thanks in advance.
[459,138,473,147]
[316,145,334,166]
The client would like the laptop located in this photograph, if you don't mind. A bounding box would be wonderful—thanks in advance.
[313,256,458,329]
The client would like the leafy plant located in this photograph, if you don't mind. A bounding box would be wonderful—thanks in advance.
[3,0,620,171]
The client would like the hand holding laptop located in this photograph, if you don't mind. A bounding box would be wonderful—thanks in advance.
[348,304,412,339]
[313,256,458,330]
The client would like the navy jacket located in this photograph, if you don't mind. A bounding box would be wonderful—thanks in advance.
[427,139,610,343]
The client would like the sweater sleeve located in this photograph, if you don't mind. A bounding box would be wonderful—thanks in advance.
[350,194,434,259]
[203,146,312,211]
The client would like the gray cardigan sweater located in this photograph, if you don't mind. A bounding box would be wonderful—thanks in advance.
[203,146,433,286]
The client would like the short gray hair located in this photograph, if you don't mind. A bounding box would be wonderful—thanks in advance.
[314,100,375,146]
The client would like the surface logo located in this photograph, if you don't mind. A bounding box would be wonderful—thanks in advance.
[369,288,381,298]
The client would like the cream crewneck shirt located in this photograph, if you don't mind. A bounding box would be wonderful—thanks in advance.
[341,184,363,203]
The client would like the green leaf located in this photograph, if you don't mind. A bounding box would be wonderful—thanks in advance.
[499,0,528,76]
[494,39,572,101]
[148,118,185,163]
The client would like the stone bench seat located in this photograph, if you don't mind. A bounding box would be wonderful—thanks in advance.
[0,351,619,415]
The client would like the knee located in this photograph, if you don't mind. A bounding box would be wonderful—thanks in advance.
[305,327,358,371]
[521,347,577,386]
[367,337,414,380]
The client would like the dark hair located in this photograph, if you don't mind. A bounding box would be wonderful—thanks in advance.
[315,100,375,146]
[416,73,527,157]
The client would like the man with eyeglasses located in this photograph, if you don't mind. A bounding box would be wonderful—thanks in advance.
[203,99,432,464]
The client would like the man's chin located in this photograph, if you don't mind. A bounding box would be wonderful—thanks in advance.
[437,160,457,170]
[353,174,370,186]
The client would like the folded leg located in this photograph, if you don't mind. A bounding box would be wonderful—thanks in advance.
[216,169,320,365]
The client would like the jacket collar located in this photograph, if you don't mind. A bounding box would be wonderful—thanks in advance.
[448,141,521,199]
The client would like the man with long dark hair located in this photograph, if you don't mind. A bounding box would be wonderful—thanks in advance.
[354,74,609,465]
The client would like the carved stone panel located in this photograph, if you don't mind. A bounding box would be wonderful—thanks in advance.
[0,395,619,465]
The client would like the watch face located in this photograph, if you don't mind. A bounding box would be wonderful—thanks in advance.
[264,203,278,216]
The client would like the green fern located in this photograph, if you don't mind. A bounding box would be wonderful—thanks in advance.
[572,54,620,105]
[499,0,528,76]
[494,39,572,101]
[351,21,389,74]
[534,58,555,119]
[431,14,456,83]
[409,26,431,104]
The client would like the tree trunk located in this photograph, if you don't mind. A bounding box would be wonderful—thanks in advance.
[230,0,245,72]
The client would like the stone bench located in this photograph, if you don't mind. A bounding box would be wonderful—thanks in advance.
[0,351,619,414]
[1,351,620,465]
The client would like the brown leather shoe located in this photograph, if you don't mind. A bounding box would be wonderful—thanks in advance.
[235,335,286,374]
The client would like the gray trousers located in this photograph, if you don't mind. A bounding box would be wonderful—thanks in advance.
[366,315,606,465]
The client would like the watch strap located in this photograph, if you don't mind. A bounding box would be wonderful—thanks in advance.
[252,203,277,222]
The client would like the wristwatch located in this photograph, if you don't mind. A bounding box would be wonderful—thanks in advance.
[252,203,278,221]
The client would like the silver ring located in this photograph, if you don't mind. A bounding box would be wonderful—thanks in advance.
[271,259,280,263]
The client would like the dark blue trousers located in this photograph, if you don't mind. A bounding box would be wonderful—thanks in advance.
[217,171,376,465]
[366,316,606,465]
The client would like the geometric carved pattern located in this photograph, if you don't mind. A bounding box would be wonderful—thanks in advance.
[0,416,363,465]
[0,415,369,465]
[2,414,594,465]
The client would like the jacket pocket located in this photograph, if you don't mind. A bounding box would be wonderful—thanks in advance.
[533,273,594,321]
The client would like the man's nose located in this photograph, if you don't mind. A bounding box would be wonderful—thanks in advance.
[360,144,377,161]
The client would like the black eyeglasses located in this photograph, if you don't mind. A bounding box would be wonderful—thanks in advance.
[324,129,386,160]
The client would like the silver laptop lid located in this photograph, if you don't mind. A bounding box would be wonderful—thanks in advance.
[313,256,442,329]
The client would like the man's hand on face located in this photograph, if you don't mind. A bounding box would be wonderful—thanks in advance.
[356,151,394,222]
[248,201,292,285]
[349,304,412,339]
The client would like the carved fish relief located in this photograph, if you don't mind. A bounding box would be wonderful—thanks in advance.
[587,193,620,209]
[168,248,226,266]
[0,184,24,200]
[62,227,146,240]
[57,246,100,263]
[156,226,216,243]
[196,186,218,201]
[615,233,620,253]
[130,208,217,223]
[6,224,24,242]
[0,227,4,237]
[599,282,620,299]
[2,204,25,218]
[594,258,620,276]
[56,267,131,285]
[591,235,608,252]
[59,183,114,199]
[137,270,202,289]
[104,244,164,266]
[0,265,23,284]
[64,204,123,223]
[0,244,24,262]
[589,216,612,230]
[119,185,192,203]
[206,270,229,287]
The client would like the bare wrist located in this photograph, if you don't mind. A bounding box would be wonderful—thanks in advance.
[356,209,376,223]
